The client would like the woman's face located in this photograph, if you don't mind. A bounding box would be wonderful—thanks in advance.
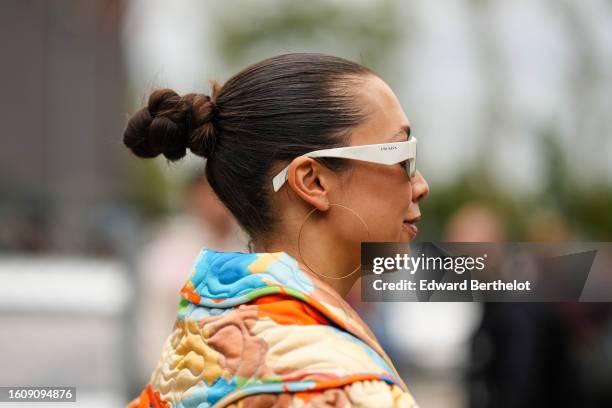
[332,75,429,243]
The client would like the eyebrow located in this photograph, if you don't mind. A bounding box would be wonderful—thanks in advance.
[388,125,411,141]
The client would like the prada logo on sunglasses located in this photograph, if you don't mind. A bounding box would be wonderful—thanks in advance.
[380,146,398,151]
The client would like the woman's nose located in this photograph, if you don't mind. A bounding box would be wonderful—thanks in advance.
[411,170,429,202]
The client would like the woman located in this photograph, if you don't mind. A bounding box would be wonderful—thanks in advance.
[124,53,429,408]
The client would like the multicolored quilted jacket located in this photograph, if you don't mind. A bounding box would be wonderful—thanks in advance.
[129,247,418,407]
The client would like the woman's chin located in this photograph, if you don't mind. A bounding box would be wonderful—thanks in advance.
[395,229,415,243]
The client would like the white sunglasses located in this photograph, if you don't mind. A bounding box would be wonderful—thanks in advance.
[272,137,417,192]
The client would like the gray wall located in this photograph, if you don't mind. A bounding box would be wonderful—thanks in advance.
[0,0,129,254]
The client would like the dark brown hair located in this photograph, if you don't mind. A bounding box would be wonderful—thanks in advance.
[123,53,376,243]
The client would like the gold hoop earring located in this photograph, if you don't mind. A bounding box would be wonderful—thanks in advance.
[297,203,371,280]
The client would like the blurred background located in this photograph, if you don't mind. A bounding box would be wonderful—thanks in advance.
[1,0,611,406]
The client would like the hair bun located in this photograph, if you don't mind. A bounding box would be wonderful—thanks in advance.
[123,83,221,161]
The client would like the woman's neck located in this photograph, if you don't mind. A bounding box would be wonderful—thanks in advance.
[252,238,360,298]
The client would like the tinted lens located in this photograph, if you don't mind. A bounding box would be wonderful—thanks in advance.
[403,158,416,178]
[410,143,417,177]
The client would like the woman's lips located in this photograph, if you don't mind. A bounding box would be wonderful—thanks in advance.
[403,216,420,237]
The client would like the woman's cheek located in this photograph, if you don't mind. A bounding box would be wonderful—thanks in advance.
[375,208,399,241]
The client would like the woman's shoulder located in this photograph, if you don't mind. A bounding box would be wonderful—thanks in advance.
[138,293,411,407]
[222,381,418,408]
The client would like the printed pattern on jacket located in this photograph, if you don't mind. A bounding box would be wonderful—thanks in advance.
[128,248,418,408]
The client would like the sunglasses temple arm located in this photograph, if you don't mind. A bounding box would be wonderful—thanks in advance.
[272,165,290,192]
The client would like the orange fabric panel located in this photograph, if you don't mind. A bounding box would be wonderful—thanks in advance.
[249,294,332,326]
[127,385,170,408]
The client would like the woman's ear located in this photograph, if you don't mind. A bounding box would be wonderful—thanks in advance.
[286,157,330,211]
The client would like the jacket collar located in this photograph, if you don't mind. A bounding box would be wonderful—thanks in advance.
[179,247,406,390]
